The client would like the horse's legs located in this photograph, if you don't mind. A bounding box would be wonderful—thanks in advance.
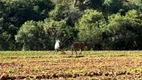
[72,50,73,55]
[71,48,78,56]
[71,48,74,55]
[79,49,82,55]
[61,49,66,54]
[75,50,78,56]
[72,48,77,55]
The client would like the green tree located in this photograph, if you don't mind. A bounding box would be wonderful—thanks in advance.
[49,3,82,27]
[49,3,70,21]
[44,19,77,49]
[76,9,106,49]
[104,10,142,49]
[103,0,124,14]
[15,20,46,50]
[0,0,54,50]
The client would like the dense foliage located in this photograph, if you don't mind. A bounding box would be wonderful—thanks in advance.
[0,0,142,50]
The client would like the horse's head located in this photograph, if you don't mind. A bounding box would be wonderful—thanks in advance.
[83,42,88,50]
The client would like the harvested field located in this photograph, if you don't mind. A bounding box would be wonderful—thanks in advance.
[0,51,142,80]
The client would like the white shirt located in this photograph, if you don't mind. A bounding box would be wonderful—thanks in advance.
[54,40,60,50]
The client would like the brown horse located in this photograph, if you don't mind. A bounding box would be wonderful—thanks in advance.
[71,42,88,55]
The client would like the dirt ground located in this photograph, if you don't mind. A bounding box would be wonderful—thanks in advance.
[0,51,142,80]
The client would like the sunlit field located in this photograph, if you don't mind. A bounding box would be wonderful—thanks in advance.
[0,51,142,80]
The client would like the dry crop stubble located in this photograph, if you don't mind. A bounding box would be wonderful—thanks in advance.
[0,51,142,79]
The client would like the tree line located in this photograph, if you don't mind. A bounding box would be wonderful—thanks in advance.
[0,0,142,50]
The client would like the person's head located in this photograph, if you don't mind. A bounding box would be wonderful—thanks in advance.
[56,39,60,43]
